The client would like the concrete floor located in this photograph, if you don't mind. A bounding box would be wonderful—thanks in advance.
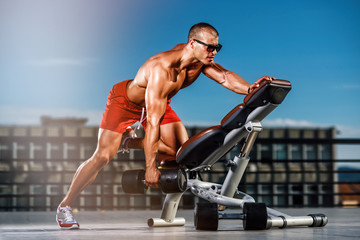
[0,208,359,240]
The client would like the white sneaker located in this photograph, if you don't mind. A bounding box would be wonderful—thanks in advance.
[56,205,80,230]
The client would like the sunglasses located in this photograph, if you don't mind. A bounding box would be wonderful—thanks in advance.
[194,39,222,53]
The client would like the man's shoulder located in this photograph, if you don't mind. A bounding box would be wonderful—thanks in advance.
[151,43,185,62]
[146,50,179,68]
[171,43,186,50]
[141,56,174,81]
[145,55,170,70]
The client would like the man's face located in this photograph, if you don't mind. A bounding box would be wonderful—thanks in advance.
[192,31,220,65]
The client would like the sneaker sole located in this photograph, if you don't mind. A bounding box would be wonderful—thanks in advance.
[59,223,80,230]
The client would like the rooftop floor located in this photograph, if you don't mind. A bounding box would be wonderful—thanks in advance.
[1,207,359,240]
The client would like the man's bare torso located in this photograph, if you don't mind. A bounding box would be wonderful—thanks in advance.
[126,43,204,107]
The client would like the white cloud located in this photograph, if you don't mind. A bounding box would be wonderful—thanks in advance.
[26,58,98,67]
[263,118,319,128]
[0,105,103,126]
[342,84,360,89]
[335,125,360,138]
[183,118,360,138]
[184,118,322,129]
[263,118,360,138]
[182,120,218,127]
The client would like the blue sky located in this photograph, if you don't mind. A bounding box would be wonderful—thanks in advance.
[1,0,360,144]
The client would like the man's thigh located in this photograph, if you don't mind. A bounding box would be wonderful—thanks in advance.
[96,128,123,160]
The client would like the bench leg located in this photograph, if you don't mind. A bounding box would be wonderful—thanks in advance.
[147,192,186,227]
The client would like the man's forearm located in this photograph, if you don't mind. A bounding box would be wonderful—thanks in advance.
[224,71,250,94]
[144,124,160,170]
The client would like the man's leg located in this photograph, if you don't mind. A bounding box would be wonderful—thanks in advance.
[58,122,186,208]
[158,121,189,161]
[57,129,123,229]
[59,128,123,207]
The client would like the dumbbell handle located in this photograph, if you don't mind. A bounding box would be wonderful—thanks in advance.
[218,213,245,220]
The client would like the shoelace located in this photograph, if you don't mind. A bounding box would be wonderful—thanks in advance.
[62,207,75,222]
[136,107,146,130]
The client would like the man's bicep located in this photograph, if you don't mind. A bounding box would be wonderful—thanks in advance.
[145,84,167,123]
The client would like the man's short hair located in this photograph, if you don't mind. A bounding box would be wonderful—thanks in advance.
[188,22,219,42]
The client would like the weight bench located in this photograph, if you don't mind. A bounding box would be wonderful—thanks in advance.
[122,79,328,231]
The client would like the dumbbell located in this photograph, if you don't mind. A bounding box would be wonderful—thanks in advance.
[121,168,187,194]
[194,202,269,231]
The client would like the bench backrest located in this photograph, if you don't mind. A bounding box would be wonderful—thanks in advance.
[176,79,291,170]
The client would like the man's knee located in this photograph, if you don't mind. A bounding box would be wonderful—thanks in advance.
[91,152,113,169]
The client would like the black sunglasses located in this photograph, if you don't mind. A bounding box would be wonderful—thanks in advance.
[193,39,222,53]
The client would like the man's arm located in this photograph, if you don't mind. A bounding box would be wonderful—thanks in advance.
[203,63,273,94]
[144,64,176,186]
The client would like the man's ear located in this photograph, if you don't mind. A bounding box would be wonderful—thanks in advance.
[189,39,195,49]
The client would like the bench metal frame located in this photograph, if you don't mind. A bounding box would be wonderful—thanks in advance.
[146,81,328,230]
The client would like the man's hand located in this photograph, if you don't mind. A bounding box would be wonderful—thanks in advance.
[145,167,161,188]
[248,76,275,93]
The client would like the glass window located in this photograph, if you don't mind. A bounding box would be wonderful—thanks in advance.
[0,144,11,159]
[289,144,302,160]
[260,144,272,161]
[305,144,317,160]
[320,144,331,160]
[275,144,287,160]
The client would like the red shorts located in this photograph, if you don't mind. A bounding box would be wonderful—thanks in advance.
[100,80,181,133]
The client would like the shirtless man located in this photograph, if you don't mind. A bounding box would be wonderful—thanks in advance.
[56,22,274,229]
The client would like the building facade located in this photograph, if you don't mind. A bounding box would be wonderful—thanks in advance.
[0,117,337,211]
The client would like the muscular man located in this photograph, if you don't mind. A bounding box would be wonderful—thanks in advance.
[56,22,274,229]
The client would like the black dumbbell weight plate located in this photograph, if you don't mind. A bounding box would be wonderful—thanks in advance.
[243,202,268,230]
[194,202,218,231]
[121,169,147,194]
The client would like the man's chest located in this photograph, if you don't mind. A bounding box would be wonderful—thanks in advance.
[182,64,203,88]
